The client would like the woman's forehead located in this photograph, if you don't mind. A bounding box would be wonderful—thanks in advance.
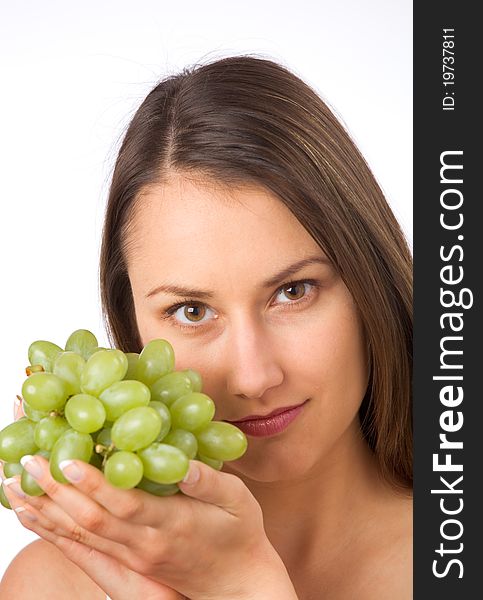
[124,177,328,298]
[127,177,322,265]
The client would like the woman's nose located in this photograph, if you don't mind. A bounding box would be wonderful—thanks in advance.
[224,317,284,400]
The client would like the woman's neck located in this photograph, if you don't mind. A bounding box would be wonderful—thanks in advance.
[230,424,397,571]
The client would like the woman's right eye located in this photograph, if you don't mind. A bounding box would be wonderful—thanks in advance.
[164,302,216,329]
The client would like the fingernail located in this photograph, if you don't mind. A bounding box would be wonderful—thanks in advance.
[181,463,200,484]
[2,477,27,499]
[59,460,83,482]
[15,506,37,521]
[20,455,43,480]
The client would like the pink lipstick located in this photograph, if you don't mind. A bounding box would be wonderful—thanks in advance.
[224,400,309,437]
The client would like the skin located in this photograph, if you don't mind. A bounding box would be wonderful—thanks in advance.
[0,175,412,599]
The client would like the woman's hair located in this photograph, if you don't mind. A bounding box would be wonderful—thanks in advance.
[99,54,413,491]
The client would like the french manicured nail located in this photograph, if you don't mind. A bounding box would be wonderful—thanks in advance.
[20,455,43,480]
[59,460,83,482]
[2,477,27,499]
[15,506,37,521]
[181,462,200,484]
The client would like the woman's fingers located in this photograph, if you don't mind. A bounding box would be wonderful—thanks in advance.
[17,488,131,559]
[178,460,258,517]
[21,453,155,522]
[11,456,187,574]
[12,516,181,600]
[21,453,192,529]
[2,476,70,535]
[16,456,142,547]
[3,482,183,600]
[2,475,130,556]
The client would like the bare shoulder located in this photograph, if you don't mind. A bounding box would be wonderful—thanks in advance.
[301,489,412,600]
[0,539,105,600]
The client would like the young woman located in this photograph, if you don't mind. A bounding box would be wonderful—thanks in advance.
[0,55,412,599]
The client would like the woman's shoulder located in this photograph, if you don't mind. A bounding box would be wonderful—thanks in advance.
[0,539,106,599]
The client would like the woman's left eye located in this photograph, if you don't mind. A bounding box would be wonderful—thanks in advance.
[274,281,315,304]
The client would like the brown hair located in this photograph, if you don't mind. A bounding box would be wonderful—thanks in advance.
[99,54,413,490]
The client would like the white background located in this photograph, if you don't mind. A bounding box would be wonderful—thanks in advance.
[0,0,412,579]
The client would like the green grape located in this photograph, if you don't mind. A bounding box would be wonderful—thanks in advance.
[170,392,215,432]
[22,401,50,422]
[21,450,49,496]
[64,394,106,434]
[137,443,189,484]
[81,349,128,397]
[104,451,144,489]
[0,485,11,509]
[34,416,70,451]
[86,346,107,358]
[95,426,113,447]
[65,329,98,360]
[53,351,85,396]
[124,353,140,380]
[136,477,180,496]
[49,429,93,484]
[99,380,151,421]
[182,369,203,393]
[135,339,175,386]
[21,372,69,411]
[163,429,198,460]
[20,470,43,496]
[0,418,38,463]
[197,453,223,471]
[150,371,193,407]
[3,462,24,478]
[111,407,162,452]
[28,340,63,372]
[148,401,171,441]
[1,328,250,504]
[195,421,248,461]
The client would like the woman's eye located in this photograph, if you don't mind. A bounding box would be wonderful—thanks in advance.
[275,281,313,304]
[164,280,318,330]
[170,304,215,325]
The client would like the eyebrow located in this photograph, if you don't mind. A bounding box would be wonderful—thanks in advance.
[145,254,331,300]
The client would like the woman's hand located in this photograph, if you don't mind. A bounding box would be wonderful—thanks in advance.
[1,399,191,599]
[2,452,297,600]
[2,404,184,600]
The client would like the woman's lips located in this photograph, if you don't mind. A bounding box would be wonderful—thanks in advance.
[224,399,309,437]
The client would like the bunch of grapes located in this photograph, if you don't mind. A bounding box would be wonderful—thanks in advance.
[0,329,247,509]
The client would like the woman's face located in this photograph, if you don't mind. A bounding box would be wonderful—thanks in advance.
[126,176,369,483]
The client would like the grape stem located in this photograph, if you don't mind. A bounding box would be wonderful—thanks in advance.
[25,365,45,376]
[95,443,116,469]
